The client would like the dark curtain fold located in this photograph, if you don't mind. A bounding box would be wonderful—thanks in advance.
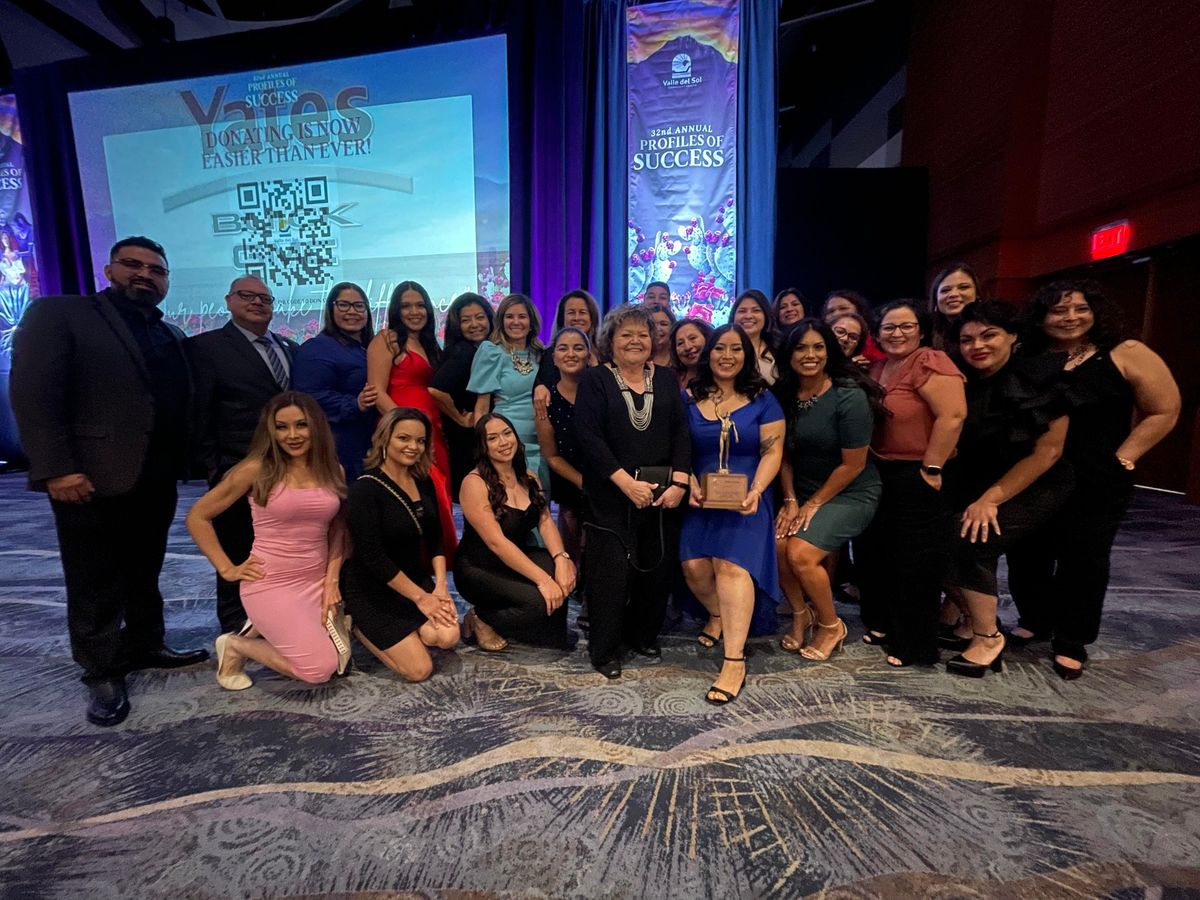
[736,0,779,293]
[13,63,92,297]
[508,0,627,330]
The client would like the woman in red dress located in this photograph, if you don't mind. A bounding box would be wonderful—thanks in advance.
[367,280,457,557]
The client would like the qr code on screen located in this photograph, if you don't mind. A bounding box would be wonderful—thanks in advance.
[236,177,336,286]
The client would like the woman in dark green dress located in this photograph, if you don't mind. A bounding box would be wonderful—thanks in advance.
[774,319,884,660]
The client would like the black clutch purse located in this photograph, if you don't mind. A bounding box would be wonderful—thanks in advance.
[634,466,672,502]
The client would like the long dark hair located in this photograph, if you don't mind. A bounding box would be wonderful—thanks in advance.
[443,291,495,352]
[472,413,547,519]
[321,281,375,346]
[929,263,982,346]
[387,280,443,367]
[1023,279,1126,352]
[775,318,888,423]
[689,324,768,402]
[772,286,809,325]
[731,289,780,358]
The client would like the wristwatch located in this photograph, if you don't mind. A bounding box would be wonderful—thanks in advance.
[920,464,943,476]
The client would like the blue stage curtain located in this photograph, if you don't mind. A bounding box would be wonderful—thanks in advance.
[735,0,779,294]
[582,0,629,311]
[508,0,628,331]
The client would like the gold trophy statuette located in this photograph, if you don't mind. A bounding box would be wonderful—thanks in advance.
[701,408,747,510]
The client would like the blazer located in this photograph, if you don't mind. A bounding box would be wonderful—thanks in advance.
[10,291,191,496]
[188,320,300,480]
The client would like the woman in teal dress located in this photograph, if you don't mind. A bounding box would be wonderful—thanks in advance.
[774,318,884,660]
[468,293,549,490]
[680,324,786,704]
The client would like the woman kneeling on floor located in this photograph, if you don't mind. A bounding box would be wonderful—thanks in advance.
[340,408,461,682]
[188,392,347,689]
[455,413,577,651]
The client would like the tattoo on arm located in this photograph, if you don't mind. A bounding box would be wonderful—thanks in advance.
[760,435,779,455]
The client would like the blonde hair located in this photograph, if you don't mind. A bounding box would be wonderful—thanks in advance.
[242,392,346,505]
[362,407,434,480]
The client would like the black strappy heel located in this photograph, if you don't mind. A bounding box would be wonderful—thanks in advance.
[705,655,746,705]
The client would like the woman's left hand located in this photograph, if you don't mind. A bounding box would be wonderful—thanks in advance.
[655,484,685,509]
[795,500,822,532]
[553,557,577,597]
[961,500,1001,543]
[321,578,342,622]
[740,489,761,516]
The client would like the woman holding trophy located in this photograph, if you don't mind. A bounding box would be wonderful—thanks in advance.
[680,324,786,704]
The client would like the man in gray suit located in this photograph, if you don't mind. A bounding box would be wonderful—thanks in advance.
[11,236,208,727]
[188,275,299,633]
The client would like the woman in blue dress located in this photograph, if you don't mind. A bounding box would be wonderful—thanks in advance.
[293,282,378,478]
[680,324,786,704]
[468,293,548,490]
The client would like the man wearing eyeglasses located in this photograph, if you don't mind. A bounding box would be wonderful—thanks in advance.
[11,236,209,727]
[188,274,300,634]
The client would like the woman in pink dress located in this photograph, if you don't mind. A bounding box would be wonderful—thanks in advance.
[367,280,457,559]
[187,392,347,689]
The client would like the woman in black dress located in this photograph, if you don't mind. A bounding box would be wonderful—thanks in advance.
[535,327,591,561]
[429,292,495,499]
[1006,280,1180,679]
[341,408,461,682]
[575,303,691,678]
[943,302,1074,678]
[455,413,577,651]
[532,289,601,417]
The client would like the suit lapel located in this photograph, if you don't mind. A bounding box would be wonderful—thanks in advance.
[222,320,280,391]
[92,293,151,385]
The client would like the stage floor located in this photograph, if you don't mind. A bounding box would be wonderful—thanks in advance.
[1,474,1198,898]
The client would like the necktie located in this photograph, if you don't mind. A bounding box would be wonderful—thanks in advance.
[255,336,288,388]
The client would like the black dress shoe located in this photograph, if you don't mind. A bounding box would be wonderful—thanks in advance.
[126,646,211,671]
[86,679,130,727]
[594,659,622,680]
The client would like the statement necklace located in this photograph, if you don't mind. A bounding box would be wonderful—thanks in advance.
[510,348,534,376]
[610,364,654,431]
[795,378,831,413]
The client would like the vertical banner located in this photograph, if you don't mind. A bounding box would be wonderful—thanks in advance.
[627,0,738,323]
[0,93,38,461]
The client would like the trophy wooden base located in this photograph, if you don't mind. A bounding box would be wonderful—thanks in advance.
[701,471,747,510]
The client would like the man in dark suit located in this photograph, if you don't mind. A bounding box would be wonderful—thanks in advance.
[188,275,299,632]
[11,236,209,727]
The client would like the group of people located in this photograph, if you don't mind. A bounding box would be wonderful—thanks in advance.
[11,238,1182,726]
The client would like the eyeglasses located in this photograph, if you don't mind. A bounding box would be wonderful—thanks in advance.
[879,322,919,335]
[832,326,861,339]
[232,289,274,305]
[113,257,169,278]
[333,300,367,312]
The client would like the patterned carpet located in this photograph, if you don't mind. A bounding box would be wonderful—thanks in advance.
[1,472,1199,899]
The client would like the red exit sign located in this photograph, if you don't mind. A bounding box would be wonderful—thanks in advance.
[1090,220,1132,260]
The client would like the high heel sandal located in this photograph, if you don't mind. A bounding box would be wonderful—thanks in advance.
[462,610,508,652]
[779,604,815,652]
[862,630,887,646]
[946,630,1006,678]
[696,613,721,649]
[705,655,746,705]
[799,619,847,661]
[214,633,252,691]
